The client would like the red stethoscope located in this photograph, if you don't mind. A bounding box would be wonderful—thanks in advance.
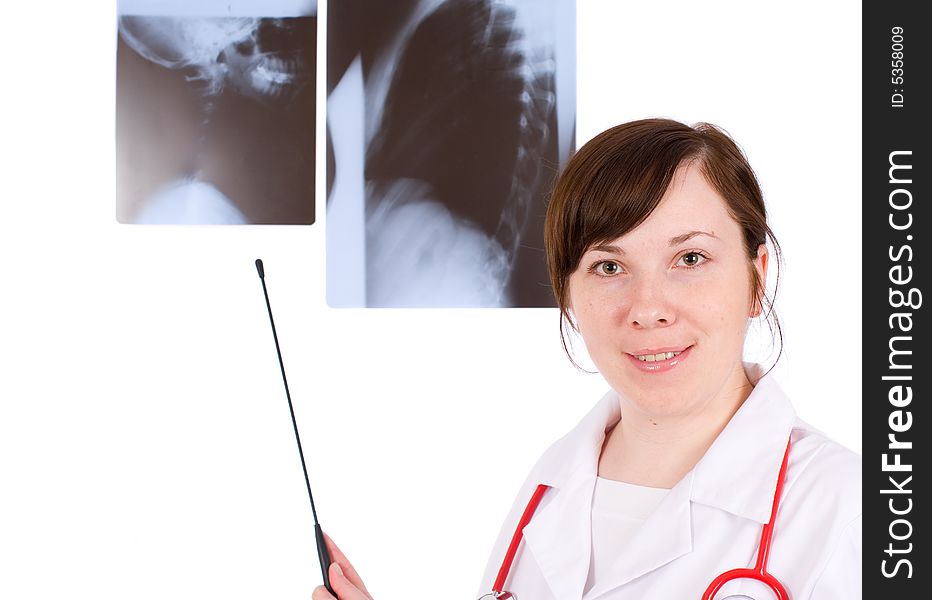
[478,438,792,600]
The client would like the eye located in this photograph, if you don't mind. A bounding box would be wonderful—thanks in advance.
[677,251,709,269]
[590,260,622,277]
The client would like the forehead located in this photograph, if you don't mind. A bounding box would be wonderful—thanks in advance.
[610,164,739,247]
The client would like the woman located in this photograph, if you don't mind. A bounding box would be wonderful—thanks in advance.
[312,119,861,599]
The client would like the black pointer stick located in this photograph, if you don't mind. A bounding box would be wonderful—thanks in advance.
[255,259,335,597]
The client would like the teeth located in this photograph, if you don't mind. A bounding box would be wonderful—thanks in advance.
[636,351,682,362]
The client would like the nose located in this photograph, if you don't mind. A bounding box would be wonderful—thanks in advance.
[626,277,675,329]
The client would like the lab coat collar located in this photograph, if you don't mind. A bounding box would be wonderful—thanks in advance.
[521,362,796,599]
[690,362,798,524]
[522,388,619,600]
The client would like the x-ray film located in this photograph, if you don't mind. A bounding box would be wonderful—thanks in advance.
[116,1,317,224]
[327,0,576,307]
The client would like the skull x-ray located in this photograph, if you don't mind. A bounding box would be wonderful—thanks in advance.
[116,4,316,224]
[327,0,576,307]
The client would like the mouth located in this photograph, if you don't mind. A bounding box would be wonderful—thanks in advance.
[626,345,693,372]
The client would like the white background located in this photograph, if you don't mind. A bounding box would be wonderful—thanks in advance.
[0,1,860,598]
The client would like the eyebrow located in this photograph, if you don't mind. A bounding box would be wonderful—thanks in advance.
[669,230,719,246]
[590,230,719,255]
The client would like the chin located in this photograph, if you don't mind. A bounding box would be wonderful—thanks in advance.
[636,395,693,419]
[609,373,698,415]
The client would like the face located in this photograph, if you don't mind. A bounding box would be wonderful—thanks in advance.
[567,163,768,420]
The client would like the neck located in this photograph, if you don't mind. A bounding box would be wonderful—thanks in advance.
[598,366,754,488]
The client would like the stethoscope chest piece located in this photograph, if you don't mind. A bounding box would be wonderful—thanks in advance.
[477,592,516,599]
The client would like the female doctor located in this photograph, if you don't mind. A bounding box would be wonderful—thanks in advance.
[312,119,862,599]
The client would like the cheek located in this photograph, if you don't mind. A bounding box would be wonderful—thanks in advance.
[716,292,754,345]
[574,302,609,344]
[687,274,752,333]
[569,278,612,323]
[570,288,621,356]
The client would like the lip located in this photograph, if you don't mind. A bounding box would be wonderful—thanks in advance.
[628,345,691,356]
[626,345,693,373]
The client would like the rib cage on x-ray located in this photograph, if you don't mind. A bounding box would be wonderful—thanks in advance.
[327,0,575,307]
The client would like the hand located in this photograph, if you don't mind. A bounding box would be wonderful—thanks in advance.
[311,532,374,600]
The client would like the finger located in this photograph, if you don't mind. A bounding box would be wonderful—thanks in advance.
[321,532,373,597]
[329,562,372,600]
[311,584,337,600]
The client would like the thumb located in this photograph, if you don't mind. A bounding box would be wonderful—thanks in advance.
[329,562,371,600]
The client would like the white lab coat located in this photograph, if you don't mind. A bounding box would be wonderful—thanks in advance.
[477,363,861,599]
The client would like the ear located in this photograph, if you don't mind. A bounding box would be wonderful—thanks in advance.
[750,244,769,317]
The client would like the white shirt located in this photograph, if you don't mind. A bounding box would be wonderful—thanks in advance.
[476,363,861,599]
[583,479,669,599]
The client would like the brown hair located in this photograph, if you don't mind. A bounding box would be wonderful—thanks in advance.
[544,118,783,367]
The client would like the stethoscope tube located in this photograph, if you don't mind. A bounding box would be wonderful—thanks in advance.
[492,484,550,595]
[700,438,792,600]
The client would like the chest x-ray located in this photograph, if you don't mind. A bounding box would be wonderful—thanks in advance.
[327,0,576,307]
[116,3,316,224]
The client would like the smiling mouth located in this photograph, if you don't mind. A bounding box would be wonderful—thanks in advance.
[624,345,694,373]
[634,351,682,362]
[629,345,693,362]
